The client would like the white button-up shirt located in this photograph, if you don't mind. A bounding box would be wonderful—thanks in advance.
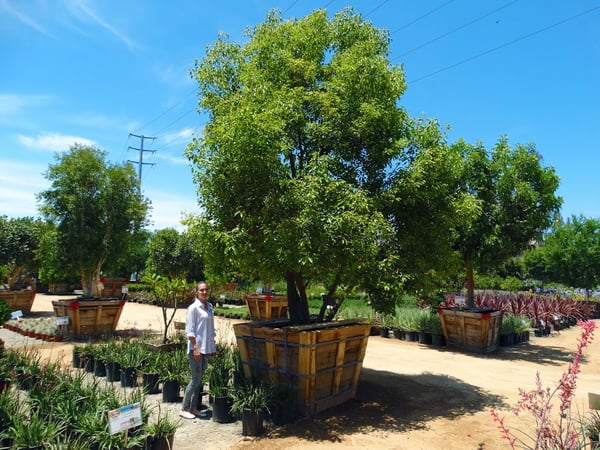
[185,298,216,354]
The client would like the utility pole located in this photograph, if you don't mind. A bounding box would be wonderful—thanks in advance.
[128,133,156,188]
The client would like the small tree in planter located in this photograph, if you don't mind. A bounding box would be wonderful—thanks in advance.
[142,274,189,345]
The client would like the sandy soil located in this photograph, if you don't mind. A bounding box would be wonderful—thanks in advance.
[10,294,600,450]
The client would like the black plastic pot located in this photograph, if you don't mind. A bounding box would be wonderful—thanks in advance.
[120,366,137,387]
[94,359,106,377]
[141,373,160,394]
[211,395,234,423]
[105,361,121,382]
[242,408,264,436]
[162,380,180,402]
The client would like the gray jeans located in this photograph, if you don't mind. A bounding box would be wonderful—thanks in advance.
[182,352,208,410]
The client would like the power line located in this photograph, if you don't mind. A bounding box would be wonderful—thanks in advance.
[283,0,300,15]
[364,0,391,18]
[134,88,197,134]
[408,4,600,85]
[150,108,196,137]
[391,0,457,35]
[393,0,520,61]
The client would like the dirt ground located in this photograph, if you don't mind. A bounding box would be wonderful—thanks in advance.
[10,294,600,450]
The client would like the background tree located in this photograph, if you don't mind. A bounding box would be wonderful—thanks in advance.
[37,144,149,297]
[382,133,478,302]
[186,8,413,323]
[452,137,561,306]
[145,228,204,281]
[537,216,600,300]
[0,216,45,289]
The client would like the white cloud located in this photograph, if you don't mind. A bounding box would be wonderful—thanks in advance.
[0,93,54,122]
[154,152,189,165]
[66,0,139,51]
[0,160,49,218]
[18,133,96,152]
[162,128,195,145]
[143,189,199,232]
[0,0,54,37]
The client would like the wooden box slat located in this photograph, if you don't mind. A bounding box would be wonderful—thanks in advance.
[0,290,36,313]
[244,295,288,320]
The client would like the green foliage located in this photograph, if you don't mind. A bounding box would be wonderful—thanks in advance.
[230,378,272,414]
[186,8,409,323]
[37,144,150,297]
[0,215,45,288]
[206,343,237,397]
[451,137,562,306]
[142,273,190,343]
[0,298,10,325]
[145,228,204,281]
[536,216,600,294]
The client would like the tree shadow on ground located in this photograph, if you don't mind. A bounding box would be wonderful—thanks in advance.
[492,341,575,365]
[266,368,507,443]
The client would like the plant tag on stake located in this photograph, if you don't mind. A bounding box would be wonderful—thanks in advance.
[55,316,69,325]
[10,310,23,320]
[107,402,143,434]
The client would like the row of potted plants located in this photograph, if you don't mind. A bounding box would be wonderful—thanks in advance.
[3,317,64,342]
[0,346,178,449]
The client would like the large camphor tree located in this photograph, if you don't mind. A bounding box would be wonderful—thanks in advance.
[186,8,422,324]
[37,144,149,298]
[452,137,562,306]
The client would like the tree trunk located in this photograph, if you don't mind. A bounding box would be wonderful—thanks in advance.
[286,271,309,325]
[81,271,94,298]
[465,259,475,308]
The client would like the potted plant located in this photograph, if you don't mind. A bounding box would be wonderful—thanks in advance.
[139,351,162,395]
[144,404,180,450]
[230,378,272,437]
[115,339,147,387]
[156,347,189,403]
[206,343,235,423]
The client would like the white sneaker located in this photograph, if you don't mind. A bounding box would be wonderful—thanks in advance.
[179,410,195,419]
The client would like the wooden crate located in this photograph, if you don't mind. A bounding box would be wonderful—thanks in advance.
[244,295,288,320]
[439,308,503,353]
[93,277,128,298]
[234,319,371,417]
[52,299,125,336]
[0,290,36,313]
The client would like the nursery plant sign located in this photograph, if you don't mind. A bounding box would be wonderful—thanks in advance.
[107,402,143,434]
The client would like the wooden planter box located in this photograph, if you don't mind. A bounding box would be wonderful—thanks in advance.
[233,319,371,417]
[52,299,125,336]
[438,308,503,353]
[93,277,129,298]
[0,290,36,313]
[244,294,288,320]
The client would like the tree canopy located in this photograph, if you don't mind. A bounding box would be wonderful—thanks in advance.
[0,216,45,288]
[186,8,414,322]
[186,7,564,320]
[452,137,562,305]
[535,216,600,298]
[37,144,150,297]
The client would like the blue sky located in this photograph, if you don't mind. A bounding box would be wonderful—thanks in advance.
[1,0,599,231]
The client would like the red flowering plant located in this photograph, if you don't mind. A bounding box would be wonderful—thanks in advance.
[491,320,596,449]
